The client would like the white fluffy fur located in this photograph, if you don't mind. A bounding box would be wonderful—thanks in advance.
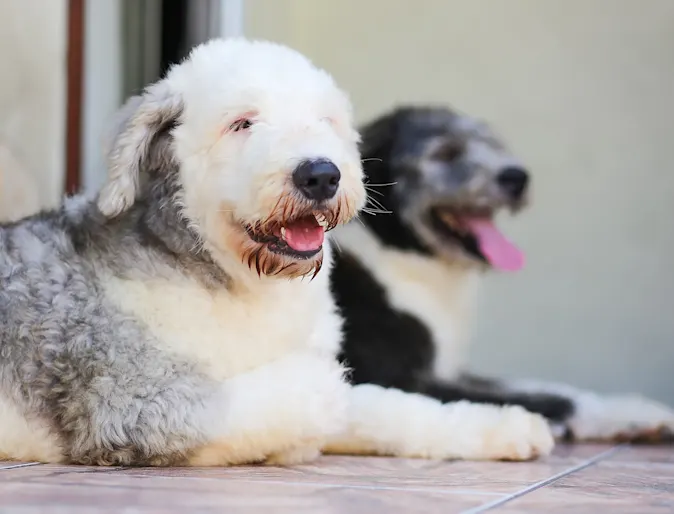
[325,384,553,461]
[102,245,343,382]
[0,396,63,462]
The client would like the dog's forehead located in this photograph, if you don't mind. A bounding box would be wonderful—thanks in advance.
[180,39,344,108]
[399,108,499,143]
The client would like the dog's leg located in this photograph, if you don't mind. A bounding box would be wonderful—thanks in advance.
[188,352,350,466]
[322,384,554,461]
[502,378,674,443]
[57,352,347,467]
[420,377,574,422]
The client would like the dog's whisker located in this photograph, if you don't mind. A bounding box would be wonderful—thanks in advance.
[366,197,388,213]
[361,207,391,216]
[364,187,385,197]
[364,181,397,188]
[366,194,386,207]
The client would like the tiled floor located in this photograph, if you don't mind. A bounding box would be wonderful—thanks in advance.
[1,444,673,513]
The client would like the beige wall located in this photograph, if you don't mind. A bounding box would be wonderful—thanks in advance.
[0,1,67,208]
[247,0,674,403]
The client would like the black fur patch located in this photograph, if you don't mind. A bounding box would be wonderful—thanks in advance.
[333,251,435,392]
[332,250,573,422]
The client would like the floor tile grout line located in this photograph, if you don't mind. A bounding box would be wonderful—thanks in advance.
[10,475,504,497]
[0,462,42,471]
[208,479,504,496]
[458,444,628,514]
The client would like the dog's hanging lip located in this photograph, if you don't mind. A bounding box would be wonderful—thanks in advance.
[283,215,325,252]
[460,217,524,272]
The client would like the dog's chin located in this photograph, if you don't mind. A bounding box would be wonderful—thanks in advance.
[237,210,336,280]
[241,240,324,279]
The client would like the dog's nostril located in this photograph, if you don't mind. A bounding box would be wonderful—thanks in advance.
[293,159,341,202]
[496,166,529,199]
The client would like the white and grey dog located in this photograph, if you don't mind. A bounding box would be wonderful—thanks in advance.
[0,38,554,467]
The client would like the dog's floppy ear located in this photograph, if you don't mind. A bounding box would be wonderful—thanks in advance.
[358,109,403,160]
[97,81,183,218]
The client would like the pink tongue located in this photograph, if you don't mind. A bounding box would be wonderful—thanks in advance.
[461,218,525,272]
[284,217,325,252]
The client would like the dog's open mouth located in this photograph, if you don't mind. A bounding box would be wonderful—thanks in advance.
[246,213,330,259]
[429,207,525,272]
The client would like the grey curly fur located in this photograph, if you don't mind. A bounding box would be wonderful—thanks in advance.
[0,110,232,465]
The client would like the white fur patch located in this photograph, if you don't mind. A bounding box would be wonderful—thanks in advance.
[102,256,342,381]
[333,222,481,379]
[0,393,63,463]
[324,384,553,461]
[190,352,350,466]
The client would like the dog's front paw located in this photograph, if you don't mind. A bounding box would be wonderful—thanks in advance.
[566,394,674,443]
[447,402,555,461]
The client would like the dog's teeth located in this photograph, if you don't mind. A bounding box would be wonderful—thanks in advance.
[280,227,286,240]
[438,211,466,233]
[314,213,328,229]
[438,211,458,228]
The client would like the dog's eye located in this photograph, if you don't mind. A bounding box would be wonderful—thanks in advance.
[431,142,463,162]
[230,118,253,132]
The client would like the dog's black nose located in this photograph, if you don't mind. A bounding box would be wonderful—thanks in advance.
[497,166,529,199]
[292,159,341,202]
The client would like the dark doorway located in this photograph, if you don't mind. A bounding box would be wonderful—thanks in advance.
[160,0,189,76]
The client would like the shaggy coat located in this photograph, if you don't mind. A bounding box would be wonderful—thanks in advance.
[0,38,365,466]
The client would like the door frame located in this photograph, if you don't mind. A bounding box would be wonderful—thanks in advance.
[66,0,245,194]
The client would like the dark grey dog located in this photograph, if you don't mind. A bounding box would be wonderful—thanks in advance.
[332,106,674,443]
